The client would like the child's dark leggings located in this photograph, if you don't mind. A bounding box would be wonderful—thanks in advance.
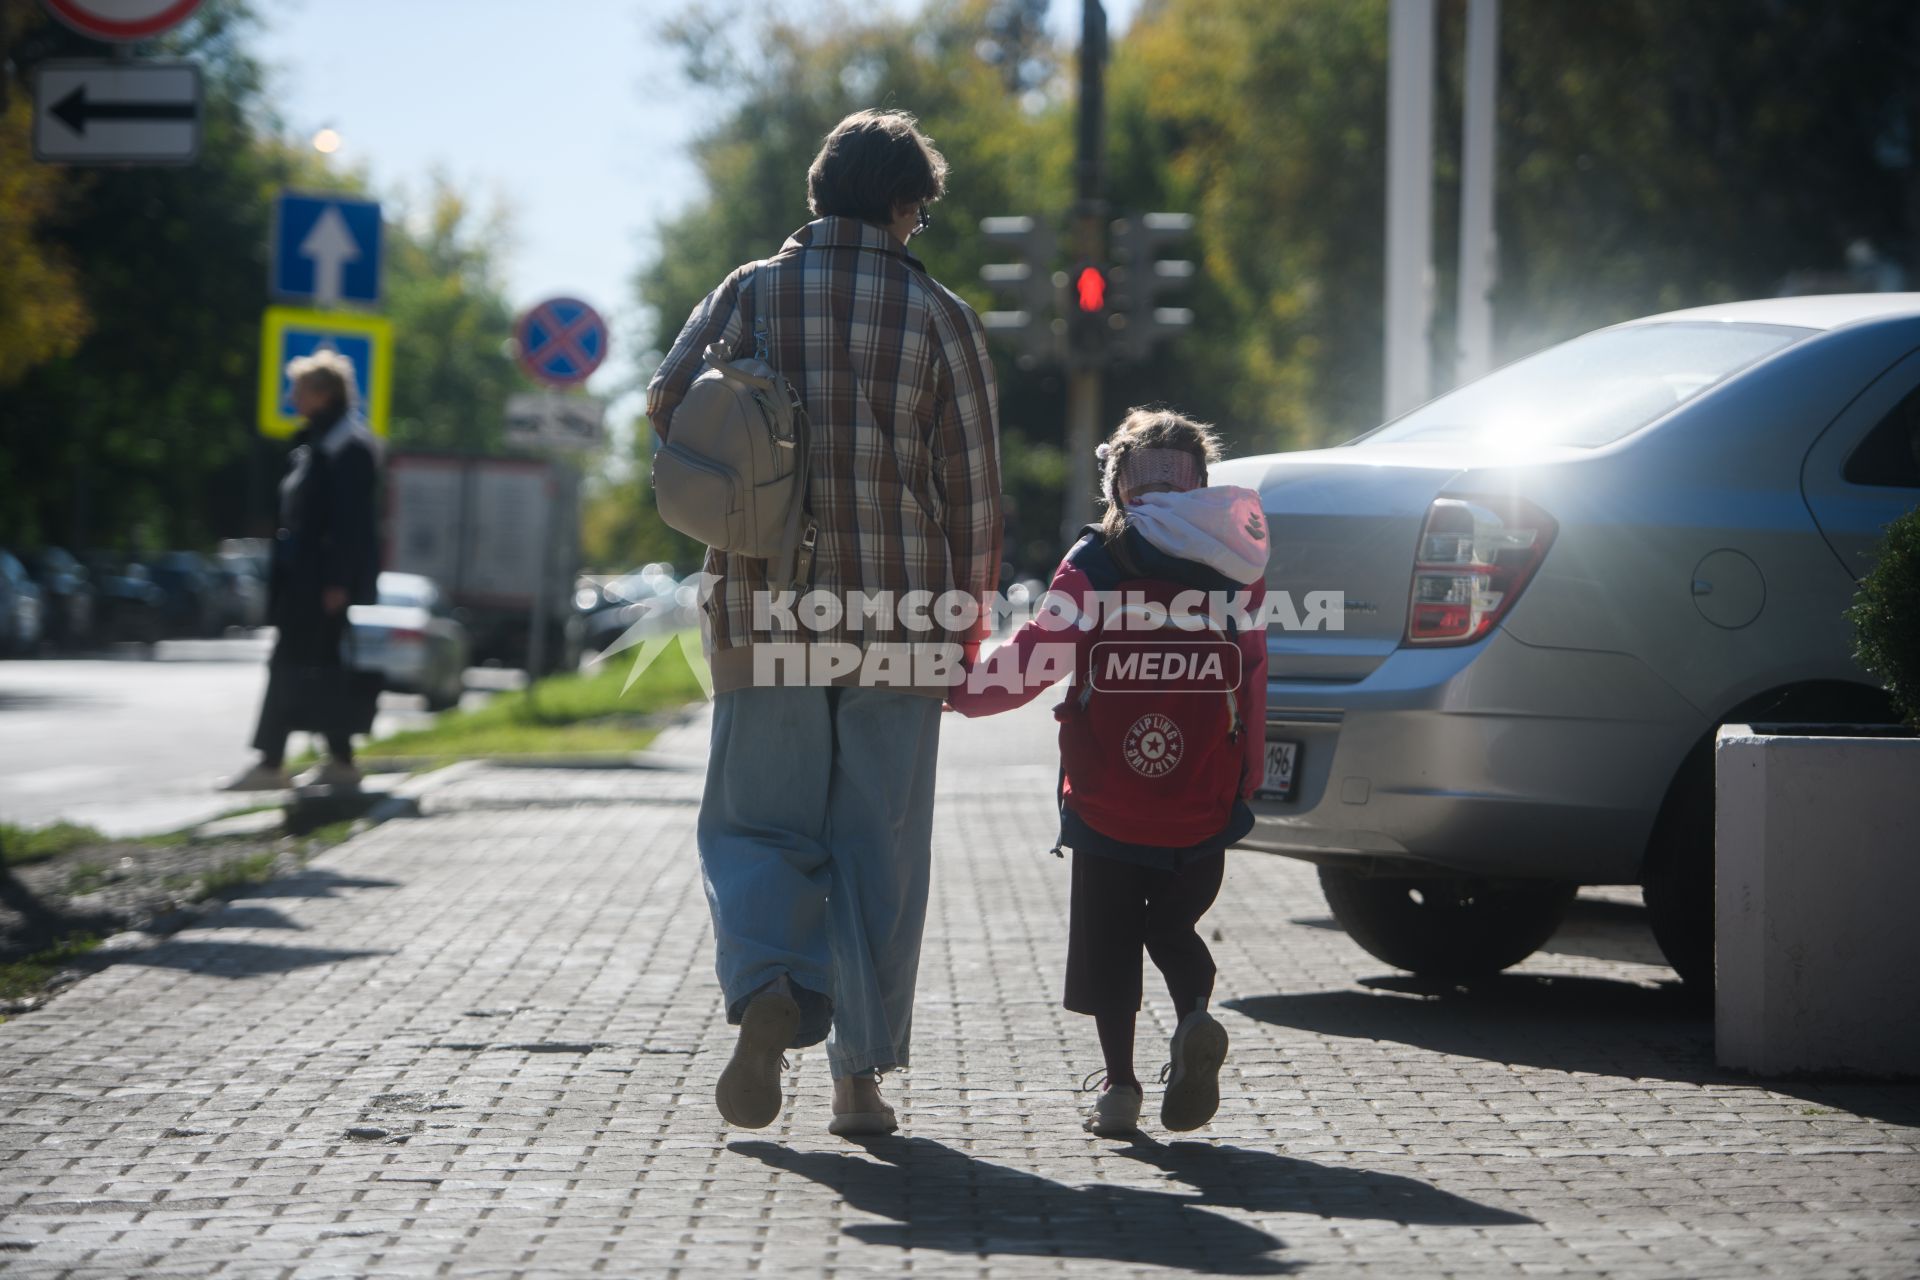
[1064,848,1226,1019]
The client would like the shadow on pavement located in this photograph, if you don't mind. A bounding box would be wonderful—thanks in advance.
[0,688,80,712]
[1230,973,1714,1085]
[732,1135,1297,1274]
[226,869,400,899]
[196,904,304,931]
[1112,1139,1535,1226]
[1226,974,1920,1128]
[93,938,389,977]
[1291,893,1669,970]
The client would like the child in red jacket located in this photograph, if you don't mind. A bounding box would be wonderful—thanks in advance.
[949,407,1269,1136]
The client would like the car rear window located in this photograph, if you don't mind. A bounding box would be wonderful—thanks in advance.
[377,577,435,609]
[1356,321,1810,449]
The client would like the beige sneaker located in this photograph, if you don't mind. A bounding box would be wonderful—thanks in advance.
[221,761,291,792]
[828,1071,899,1138]
[1082,1078,1143,1136]
[716,976,800,1129]
[296,759,363,790]
[1159,1010,1229,1132]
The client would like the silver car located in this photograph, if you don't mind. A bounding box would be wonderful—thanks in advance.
[1214,295,1920,985]
[347,572,471,711]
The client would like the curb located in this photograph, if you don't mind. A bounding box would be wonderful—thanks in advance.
[3,764,480,1019]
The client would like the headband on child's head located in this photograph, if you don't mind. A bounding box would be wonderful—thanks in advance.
[1103,445,1204,504]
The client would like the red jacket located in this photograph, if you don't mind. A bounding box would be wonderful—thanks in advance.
[950,521,1268,858]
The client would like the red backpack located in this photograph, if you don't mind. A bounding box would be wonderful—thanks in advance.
[1053,532,1253,854]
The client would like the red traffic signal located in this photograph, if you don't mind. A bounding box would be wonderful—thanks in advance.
[1075,265,1107,313]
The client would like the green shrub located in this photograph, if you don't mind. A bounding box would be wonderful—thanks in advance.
[1848,505,1920,728]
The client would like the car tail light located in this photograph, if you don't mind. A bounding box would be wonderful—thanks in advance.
[390,628,427,644]
[1405,495,1557,646]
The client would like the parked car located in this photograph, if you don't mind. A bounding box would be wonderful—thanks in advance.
[347,572,471,711]
[145,551,223,638]
[21,546,94,650]
[0,551,45,656]
[1216,294,1920,986]
[213,552,268,631]
[573,564,688,660]
[82,553,167,646]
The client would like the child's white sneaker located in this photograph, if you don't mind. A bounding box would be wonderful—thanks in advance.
[1082,1078,1143,1136]
[1159,1010,1229,1131]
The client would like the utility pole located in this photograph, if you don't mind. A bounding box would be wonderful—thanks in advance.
[1384,0,1436,420]
[1063,0,1108,541]
[1455,0,1499,383]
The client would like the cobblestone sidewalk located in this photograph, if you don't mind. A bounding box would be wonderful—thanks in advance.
[1,703,1916,1278]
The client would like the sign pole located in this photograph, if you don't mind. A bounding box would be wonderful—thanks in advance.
[1384,0,1437,419]
[1455,0,1499,383]
[526,473,552,687]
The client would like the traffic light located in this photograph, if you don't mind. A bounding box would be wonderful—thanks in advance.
[1074,264,1108,312]
[1066,261,1110,369]
[978,215,1059,369]
[1109,212,1196,362]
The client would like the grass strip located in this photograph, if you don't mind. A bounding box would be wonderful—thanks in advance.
[0,934,100,1003]
[358,631,706,763]
[1,822,105,868]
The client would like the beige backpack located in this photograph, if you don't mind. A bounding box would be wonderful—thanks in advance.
[651,272,817,591]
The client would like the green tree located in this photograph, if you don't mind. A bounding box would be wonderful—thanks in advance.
[384,177,526,454]
[631,0,1074,574]
[0,0,530,552]
[0,97,88,387]
[0,0,338,550]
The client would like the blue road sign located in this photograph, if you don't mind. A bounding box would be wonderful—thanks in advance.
[271,192,383,307]
[257,306,393,438]
[515,297,609,387]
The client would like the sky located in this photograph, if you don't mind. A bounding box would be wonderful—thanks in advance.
[252,0,1140,416]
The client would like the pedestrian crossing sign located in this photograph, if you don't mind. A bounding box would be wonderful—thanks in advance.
[257,305,393,439]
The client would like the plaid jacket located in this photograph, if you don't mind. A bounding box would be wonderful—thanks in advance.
[647,216,1003,695]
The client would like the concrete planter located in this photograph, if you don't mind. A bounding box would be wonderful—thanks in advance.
[1715,722,1920,1077]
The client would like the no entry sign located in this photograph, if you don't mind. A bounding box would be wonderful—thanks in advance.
[515,297,609,388]
[42,0,203,41]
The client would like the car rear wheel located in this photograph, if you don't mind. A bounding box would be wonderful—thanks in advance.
[1641,748,1714,988]
[425,673,461,712]
[1317,867,1578,978]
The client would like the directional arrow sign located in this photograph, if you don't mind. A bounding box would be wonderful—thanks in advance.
[257,307,393,439]
[33,61,201,165]
[271,192,383,308]
[300,206,361,307]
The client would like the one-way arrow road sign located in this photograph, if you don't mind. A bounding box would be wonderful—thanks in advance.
[50,84,197,132]
[33,61,201,165]
[272,193,383,308]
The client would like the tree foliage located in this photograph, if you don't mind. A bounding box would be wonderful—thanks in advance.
[0,98,89,386]
[384,178,526,455]
[0,0,527,553]
[627,0,1920,576]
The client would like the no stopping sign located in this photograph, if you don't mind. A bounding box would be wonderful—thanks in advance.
[43,0,204,41]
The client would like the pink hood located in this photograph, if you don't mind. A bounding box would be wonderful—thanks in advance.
[1125,485,1270,585]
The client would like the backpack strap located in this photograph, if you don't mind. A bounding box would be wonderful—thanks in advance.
[742,266,819,595]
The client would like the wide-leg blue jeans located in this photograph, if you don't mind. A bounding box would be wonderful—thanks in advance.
[696,684,942,1080]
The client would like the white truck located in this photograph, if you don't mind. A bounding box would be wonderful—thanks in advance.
[383,452,581,675]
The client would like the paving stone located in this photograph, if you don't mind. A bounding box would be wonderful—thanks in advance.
[0,700,1915,1277]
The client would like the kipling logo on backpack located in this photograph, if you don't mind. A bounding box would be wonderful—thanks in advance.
[1123,712,1185,778]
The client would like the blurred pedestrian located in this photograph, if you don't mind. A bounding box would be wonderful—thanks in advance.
[225,351,383,791]
[647,109,1002,1137]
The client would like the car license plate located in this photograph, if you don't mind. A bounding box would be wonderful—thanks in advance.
[1259,740,1299,800]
